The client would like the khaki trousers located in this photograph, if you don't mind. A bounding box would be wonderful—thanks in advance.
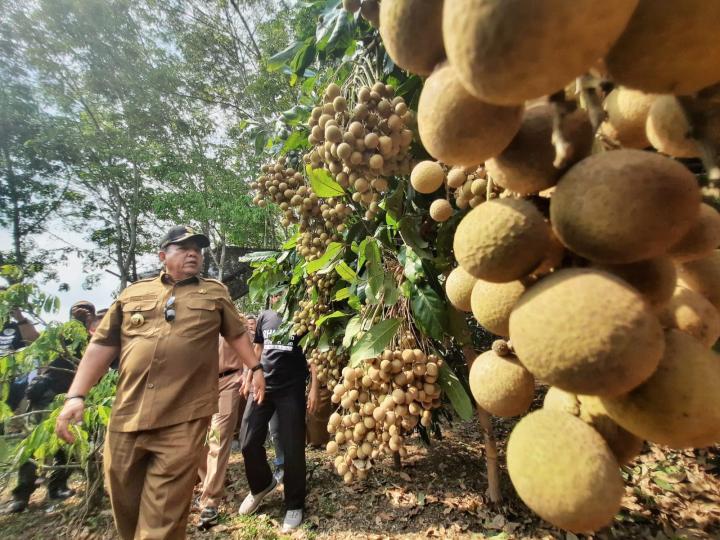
[197,373,242,508]
[104,417,209,540]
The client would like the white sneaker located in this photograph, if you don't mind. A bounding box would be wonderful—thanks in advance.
[282,509,303,532]
[238,477,277,515]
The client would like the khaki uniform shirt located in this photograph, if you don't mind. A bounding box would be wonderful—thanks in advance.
[218,336,245,373]
[92,272,247,432]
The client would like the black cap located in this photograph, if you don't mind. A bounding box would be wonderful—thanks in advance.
[160,225,210,249]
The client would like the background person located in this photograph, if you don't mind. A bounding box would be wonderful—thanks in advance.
[196,331,251,527]
[54,226,266,540]
[238,295,318,533]
[4,301,94,514]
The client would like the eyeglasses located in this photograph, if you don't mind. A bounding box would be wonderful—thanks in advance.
[164,296,176,322]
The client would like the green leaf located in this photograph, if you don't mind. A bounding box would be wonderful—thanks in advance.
[383,275,400,306]
[306,242,343,274]
[335,261,357,282]
[439,362,474,421]
[399,216,432,259]
[385,182,405,227]
[343,315,363,348]
[448,308,472,346]
[410,284,447,340]
[239,251,278,263]
[281,130,310,154]
[402,247,423,283]
[316,310,348,328]
[334,287,350,301]
[282,232,300,250]
[365,239,384,303]
[267,40,304,71]
[306,165,346,197]
[350,318,401,367]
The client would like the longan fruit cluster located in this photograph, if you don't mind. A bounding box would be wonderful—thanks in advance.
[326,335,443,483]
[304,82,413,220]
[309,348,347,391]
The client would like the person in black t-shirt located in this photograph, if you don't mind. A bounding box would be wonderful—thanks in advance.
[237,296,318,533]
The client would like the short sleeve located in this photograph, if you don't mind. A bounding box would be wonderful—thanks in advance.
[90,301,122,347]
[218,293,247,339]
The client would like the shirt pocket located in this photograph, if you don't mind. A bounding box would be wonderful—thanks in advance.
[121,297,159,338]
[177,297,218,337]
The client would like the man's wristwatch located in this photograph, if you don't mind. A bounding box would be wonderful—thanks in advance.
[251,364,263,373]
[65,395,85,402]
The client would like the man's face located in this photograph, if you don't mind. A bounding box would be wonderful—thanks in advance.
[159,240,203,279]
[247,318,257,334]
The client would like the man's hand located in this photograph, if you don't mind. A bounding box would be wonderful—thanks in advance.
[307,383,319,414]
[239,369,252,398]
[252,368,265,404]
[55,398,85,443]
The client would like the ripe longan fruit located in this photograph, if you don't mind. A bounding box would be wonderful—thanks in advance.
[411,161,445,194]
[510,268,664,397]
[453,198,549,282]
[442,0,639,105]
[429,199,453,222]
[606,1,720,95]
[445,266,477,312]
[418,64,523,167]
[379,0,445,76]
[551,149,700,264]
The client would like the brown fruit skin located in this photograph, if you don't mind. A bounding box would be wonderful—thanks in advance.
[544,388,643,465]
[453,198,548,283]
[659,286,720,347]
[645,96,700,158]
[470,279,525,337]
[605,1,720,95]
[418,64,523,167]
[507,410,624,533]
[600,330,720,449]
[678,250,720,312]
[379,0,445,76]
[469,350,534,417]
[668,203,720,263]
[442,0,639,105]
[429,199,453,222]
[486,105,593,195]
[411,161,445,194]
[599,87,656,149]
[592,256,677,310]
[550,149,700,264]
[445,266,476,312]
[510,269,665,397]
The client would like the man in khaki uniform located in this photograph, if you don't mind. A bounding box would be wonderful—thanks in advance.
[196,336,247,525]
[55,226,265,540]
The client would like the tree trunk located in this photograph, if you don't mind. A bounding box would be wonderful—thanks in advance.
[464,347,502,503]
[2,143,24,268]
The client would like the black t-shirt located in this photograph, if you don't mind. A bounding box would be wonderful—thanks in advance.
[254,310,307,391]
[0,322,24,355]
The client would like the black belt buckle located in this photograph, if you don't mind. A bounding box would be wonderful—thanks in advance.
[219,368,239,379]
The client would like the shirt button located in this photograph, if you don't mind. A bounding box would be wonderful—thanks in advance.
[147,383,155,389]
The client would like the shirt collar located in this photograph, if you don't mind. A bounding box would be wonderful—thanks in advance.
[160,271,200,287]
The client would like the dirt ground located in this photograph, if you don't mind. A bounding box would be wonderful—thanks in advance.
[1,415,719,540]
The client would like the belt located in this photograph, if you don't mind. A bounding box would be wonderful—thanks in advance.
[219,368,240,379]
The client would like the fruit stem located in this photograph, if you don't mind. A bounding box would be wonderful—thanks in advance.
[464,346,502,503]
[677,96,720,182]
[549,90,577,169]
[576,74,606,133]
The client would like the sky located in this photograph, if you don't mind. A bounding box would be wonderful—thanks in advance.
[2,227,124,324]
